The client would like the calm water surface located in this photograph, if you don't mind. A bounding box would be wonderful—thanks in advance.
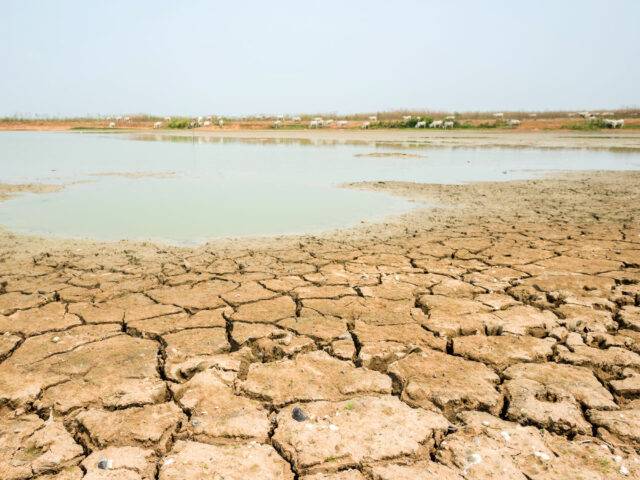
[0,131,639,244]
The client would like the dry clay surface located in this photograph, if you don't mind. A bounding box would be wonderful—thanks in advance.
[1,170,640,479]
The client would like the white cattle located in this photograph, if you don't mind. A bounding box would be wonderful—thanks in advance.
[124,116,131,122]
[153,121,162,129]
[604,119,624,128]
[108,122,115,128]
[368,116,377,121]
[292,116,302,122]
[507,119,521,127]
[443,120,455,129]
[415,121,427,128]
[337,120,348,127]
[163,116,171,121]
[361,121,370,129]
[273,120,282,128]
[492,113,504,118]
[218,119,224,127]
[309,120,320,128]
[429,120,443,128]
[197,116,203,123]
[203,121,211,127]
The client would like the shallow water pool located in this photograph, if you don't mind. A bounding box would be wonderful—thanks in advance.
[0,131,638,244]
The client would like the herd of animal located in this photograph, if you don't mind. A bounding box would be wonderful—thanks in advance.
[104,112,627,130]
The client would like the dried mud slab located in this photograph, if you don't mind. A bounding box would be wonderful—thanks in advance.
[171,369,271,443]
[388,350,503,419]
[240,351,391,406]
[273,395,449,474]
[159,440,294,480]
[0,413,83,480]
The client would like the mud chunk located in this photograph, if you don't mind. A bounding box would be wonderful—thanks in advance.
[277,315,349,343]
[0,291,47,315]
[33,335,166,414]
[273,396,449,474]
[231,295,296,323]
[221,281,278,305]
[535,255,622,274]
[437,411,640,479]
[475,292,521,309]
[67,302,124,324]
[171,369,270,442]
[453,335,555,371]
[431,277,484,298]
[1,302,81,336]
[0,413,83,479]
[503,362,617,410]
[81,446,156,480]
[619,306,640,332]
[556,344,640,378]
[128,308,228,337]
[388,350,502,419]
[418,295,493,336]
[123,303,182,323]
[0,332,21,360]
[240,350,391,406]
[503,378,591,434]
[490,305,558,337]
[589,409,640,450]
[147,280,235,310]
[483,245,555,266]
[354,321,446,370]
[159,440,294,480]
[556,304,616,333]
[162,327,230,381]
[517,272,615,300]
[294,285,356,299]
[75,403,184,454]
[301,297,422,326]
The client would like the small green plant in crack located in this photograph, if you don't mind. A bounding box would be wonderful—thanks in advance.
[345,401,355,411]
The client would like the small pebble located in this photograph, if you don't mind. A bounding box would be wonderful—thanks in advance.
[97,458,113,470]
[500,430,511,442]
[534,451,551,462]
[292,407,307,422]
[329,424,338,431]
[52,336,60,343]
[620,465,629,476]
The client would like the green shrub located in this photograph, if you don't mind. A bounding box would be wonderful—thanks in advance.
[167,118,191,129]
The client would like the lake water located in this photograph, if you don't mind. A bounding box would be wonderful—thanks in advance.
[0,131,639,245]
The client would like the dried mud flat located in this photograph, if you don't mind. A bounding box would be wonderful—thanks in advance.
[1,165,640,479]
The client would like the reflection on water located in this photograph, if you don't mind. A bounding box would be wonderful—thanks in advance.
[0,131,638,245]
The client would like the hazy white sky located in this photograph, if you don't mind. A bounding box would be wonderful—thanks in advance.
[1,0,638,117]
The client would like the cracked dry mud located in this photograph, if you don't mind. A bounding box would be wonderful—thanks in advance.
[1,170,640,479]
